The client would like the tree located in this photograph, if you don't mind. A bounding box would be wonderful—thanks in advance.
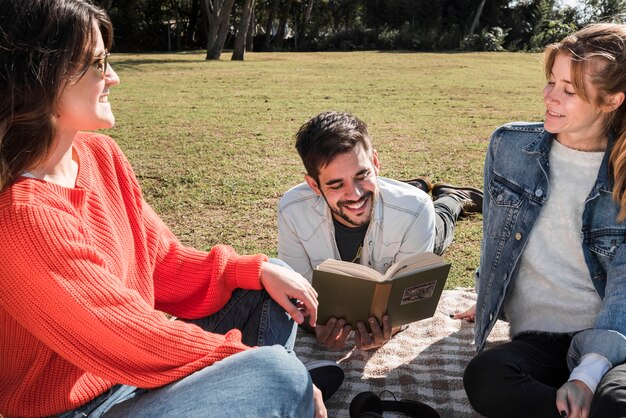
[295,0,315,49]
[579,0,626,24]
[469,0,488,34]
[529,0,577,50]
[185,0,203,49]
[263,0,281,50]
[200,0,237,59]
[107,0,172,51]
[246,5,255,51]
[276,0,295,49]
[232,0,256,59]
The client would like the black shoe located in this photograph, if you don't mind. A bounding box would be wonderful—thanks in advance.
[432,182,483,215]
[401,176,433,193]
[349,390,441,418]
[306,360,344,402]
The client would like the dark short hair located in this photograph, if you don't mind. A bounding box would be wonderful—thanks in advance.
[0,0,113,190]
[295,111,373,181]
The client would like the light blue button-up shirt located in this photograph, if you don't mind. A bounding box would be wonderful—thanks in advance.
[278,177,435,282]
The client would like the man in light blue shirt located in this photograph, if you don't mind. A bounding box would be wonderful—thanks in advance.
[278,111,482,350]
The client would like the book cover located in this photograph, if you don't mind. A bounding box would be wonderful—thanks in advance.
[312,252,450,329]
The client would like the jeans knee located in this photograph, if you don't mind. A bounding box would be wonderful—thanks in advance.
[249,346,312,402]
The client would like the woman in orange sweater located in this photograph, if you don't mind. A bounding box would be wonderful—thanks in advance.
[0,1,336,417]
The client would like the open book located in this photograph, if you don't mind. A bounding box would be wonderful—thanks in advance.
[312,252,450,329]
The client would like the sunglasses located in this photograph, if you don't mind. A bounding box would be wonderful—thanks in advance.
[93,50,110,78]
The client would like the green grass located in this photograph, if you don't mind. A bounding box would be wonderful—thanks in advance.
[108,50,546,289]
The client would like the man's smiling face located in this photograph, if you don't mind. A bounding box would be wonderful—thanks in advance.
[306,144,380,228]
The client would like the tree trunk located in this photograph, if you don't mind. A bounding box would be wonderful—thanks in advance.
[232,0,256,60]
[304,0,314,23]
[246,7,255,52]
[208,0,236,59]
[170,0,181,51]
[200,0,236,60]
[469,0,487,35]
[186,0,201,48]
[275,0,293,49]
[263,0,280,50]
[296,0,314,50]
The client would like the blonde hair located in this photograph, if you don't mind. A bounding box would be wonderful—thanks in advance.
[544,23,626,221]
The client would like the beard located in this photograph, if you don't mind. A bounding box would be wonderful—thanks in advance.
[326,190,375,228]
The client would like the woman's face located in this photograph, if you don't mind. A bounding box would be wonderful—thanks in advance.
[55,26,120,136]
[542,53,608,150]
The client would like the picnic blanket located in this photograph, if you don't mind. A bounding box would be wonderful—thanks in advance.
[294,288,510,418]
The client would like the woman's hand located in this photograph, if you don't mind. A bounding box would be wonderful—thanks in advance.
[260,261,318,327]
[313,384,328,418]
[450,303,476,322]
[556,379,593,418]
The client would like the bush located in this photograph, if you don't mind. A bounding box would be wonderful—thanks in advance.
[529,20,577,51]
[460,27,508,51]
[376,26,400,50]
[309,24,377,51]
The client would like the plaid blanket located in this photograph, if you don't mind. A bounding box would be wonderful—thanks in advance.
[294,288,510,418]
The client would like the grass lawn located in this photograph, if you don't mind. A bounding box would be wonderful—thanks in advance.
[108,50,546,289]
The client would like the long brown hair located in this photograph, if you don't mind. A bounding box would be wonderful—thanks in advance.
[544,23,626,221]
[0,0,113,191]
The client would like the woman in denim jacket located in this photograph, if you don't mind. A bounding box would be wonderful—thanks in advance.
[462,24,626,418]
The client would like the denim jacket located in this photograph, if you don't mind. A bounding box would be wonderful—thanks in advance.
[475,122,626,370]
[278,177,435,282]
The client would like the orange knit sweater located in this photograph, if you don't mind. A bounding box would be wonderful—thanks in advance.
[0,132,267,417]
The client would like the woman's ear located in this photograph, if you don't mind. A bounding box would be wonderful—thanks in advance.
[604,91,625,112]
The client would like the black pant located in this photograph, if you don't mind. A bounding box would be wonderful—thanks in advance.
[463,332,626,418]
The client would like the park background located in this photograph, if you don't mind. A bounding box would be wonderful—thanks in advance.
[98,0,623,56]
[102,0,625,288]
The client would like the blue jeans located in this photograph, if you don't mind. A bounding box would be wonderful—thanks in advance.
[58,260,312,418]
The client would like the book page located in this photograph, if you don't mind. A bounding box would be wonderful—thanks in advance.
[384,252,446,280]
[316,258,384,282]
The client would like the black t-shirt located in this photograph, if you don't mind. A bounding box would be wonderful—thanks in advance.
[333,217,369,263]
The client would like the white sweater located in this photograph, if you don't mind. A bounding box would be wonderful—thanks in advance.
[504,139,603,336]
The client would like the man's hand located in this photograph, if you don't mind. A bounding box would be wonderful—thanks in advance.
[556,379,593,418]
[353,315,393,350]
[450,303,476,322]
[315,317,352,349]
[313,384,328,418]
[260,262,318,327]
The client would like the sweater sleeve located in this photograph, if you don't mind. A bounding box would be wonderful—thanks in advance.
[108,140,267,319]
[0,204,252,389]
[143,200,268,318]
